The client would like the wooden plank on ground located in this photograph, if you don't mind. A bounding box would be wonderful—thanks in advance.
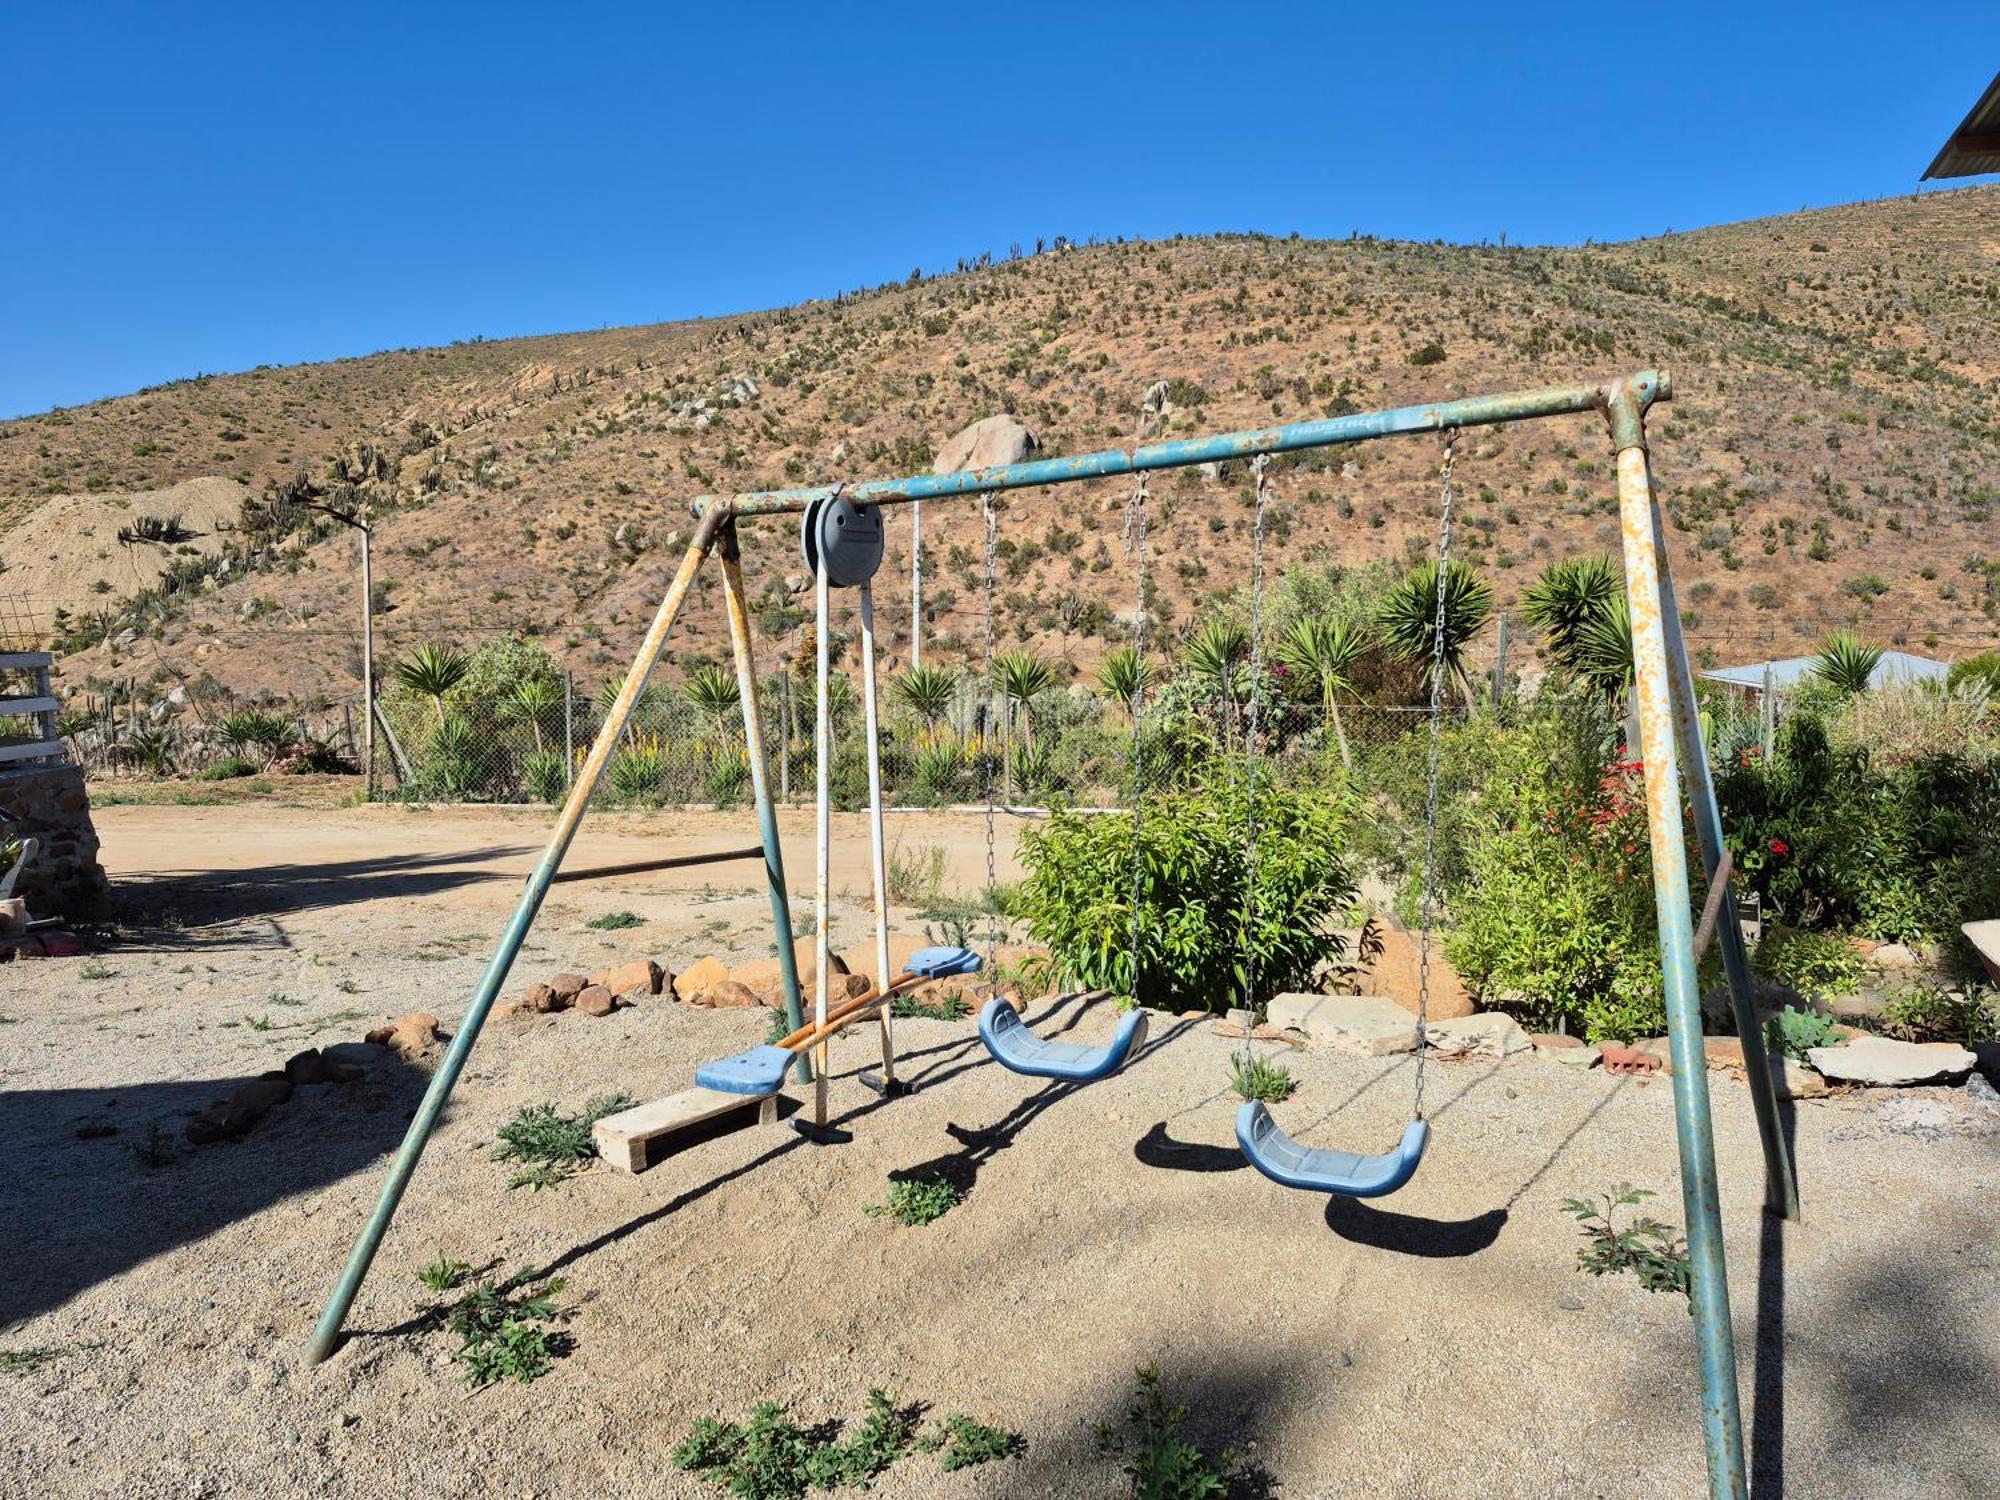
[592,1085,779,1175]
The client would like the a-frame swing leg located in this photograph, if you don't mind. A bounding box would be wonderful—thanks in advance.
[717,521,809,1083]
[306,508,727,1365]
[1607,380,1749,1500]
[855,580,908,1098]
[808,556,834,1132]
[1650,483,1800,1222]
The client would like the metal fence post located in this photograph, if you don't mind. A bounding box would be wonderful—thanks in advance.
[563,670,575,786]
[1607,378,1747,1500]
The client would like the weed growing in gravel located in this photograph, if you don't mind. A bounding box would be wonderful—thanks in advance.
[585,910,645,930]
[493,1093,632,1190]
[891,991,971,1022]
[132,1123,175,1168]
[417,1253,472,1293]
[245,1013,274,1032]
[79,961,114,980]
[1561,1185,1692,1305]
[439,1271,572,1387]
[1764,1004,1839,1060]
[267,991,303,1007]
[674,1388,1015,1496]
[1095,1366,1238,1500]
[1228,1053,1296,1103]
[918,1413,1024,1471]
[864,1173,962,1227]
[0,1342,104,1377]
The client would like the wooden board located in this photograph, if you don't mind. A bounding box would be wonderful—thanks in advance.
[592,1085,779,1175]
[0,740,63,764]
[0,653,52,672]
[0,696,58,718]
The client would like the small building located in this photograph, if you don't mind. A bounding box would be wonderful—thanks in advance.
[1701,650,1951,698]
[1923,70,2000,180]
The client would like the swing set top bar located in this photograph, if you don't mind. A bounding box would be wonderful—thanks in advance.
[694,371,1670,521]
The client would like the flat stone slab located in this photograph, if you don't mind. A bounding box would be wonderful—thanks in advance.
[1963,919,2000,986]
[1423,1011,1534,1060]
[1807,1035,1977,1087]
[1265,993,1416,1055]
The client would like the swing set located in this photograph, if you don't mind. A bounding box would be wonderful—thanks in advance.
[306,368,1792,1500]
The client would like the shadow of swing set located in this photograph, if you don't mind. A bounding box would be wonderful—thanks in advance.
[306,370,1796,1500]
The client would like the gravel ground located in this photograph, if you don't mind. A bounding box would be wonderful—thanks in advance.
[2,803,1996,1499]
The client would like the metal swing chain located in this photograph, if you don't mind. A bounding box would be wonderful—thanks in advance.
[981,491,1001,985]
[1122,465,1152,1003]
[1414,429,1459,1123]
[1238,454,1272,1064]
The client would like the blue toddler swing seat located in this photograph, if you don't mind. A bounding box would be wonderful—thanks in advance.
[1236,1105,1429,1198]
[978,997,1150,1083]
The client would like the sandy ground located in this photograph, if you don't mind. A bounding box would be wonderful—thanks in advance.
[2,801,1997,1499]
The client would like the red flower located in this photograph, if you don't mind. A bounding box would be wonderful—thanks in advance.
[1768,838,1789,856]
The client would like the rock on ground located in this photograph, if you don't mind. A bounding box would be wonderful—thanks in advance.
[1423,1012,1533,1060]
[672,955,730,1001]
[1807,1035,1977,1087]
[1266,993,1416,1055]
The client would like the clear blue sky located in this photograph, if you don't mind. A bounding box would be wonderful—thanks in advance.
[3,1,1994,420]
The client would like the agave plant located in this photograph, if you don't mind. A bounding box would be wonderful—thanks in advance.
[911,735,969,803]
[521,748,569,806]
[607,743,666,803]
[1096,646,1151,718]
[394,642,470,727]
[1378,559,1493,707]
[1813,629,1884,696]
[892,664,959,729]
[1275,616,1366,767]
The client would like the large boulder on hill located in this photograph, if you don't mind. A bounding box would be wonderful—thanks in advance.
[933,415,1037,474]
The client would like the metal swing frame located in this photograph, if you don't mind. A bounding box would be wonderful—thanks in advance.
[306,366,1790,1500]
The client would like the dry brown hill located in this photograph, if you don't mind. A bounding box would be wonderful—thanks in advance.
[5,186,1998,711]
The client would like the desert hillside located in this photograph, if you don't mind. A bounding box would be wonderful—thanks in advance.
[4,185,1998,706]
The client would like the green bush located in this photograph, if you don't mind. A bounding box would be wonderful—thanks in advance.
[198,755,259,781]
[1013,763,1356,1012]
[1752,929,1868,1005]
[522,749,569,805]
[1880,980,1998,1045]
[419,715,486,800]
[1444,719,1664,1041]
[1765,1003,1840,1060]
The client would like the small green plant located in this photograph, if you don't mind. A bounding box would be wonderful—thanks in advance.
[417,1252,473,1293]
[886,841,949,905]
[131,1123,176,1169]
[1880,981,1998,1046]
[1560,1185,1692,1305]
[864,1172,963,1227]
[1097,1366,1236,1500]
[266,991,302,1007]
[919,1413,1022,1472]
[0,1342,103,1377]
[79,960,114,980]
[1754,930,1868,1005]
[1764,1003,1840,1060]
[891,990,971,1022]
[585,910,644,931]
[493,1093,632,1189]
[245,1013,274,1032]
[1228,1052,1295,1103]
[441,1271,572,1387]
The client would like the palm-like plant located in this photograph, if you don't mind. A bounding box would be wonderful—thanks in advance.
[394,642,470,727]
[1813,629,1883,696]
[992,648,1055,796]
[1096,646,1151,718]
[505,676,561,753]
[1378,559,1492,707]
[892,664,959,729]
[1179,618,1250,705]
[683,664,742,738]
[596,672,665,726]
[1521,555,1632,703]
[1276,616,1366,768]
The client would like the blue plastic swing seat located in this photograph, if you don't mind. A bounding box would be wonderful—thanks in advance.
[978,999,1150,1083]
[694,948,985,1096]
[1235,1101,1429,1198]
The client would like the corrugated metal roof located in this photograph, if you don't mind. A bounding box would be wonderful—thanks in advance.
[1923,70,2000,180]
[1702,651,1952,692]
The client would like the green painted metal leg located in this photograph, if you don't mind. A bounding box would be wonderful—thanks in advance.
[1652,487,1799,1221]
[1610,384,1748,1500]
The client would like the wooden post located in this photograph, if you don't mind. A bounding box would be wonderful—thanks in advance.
[360,522,376,798]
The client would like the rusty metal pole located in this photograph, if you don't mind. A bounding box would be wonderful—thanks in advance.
[811,558,832,1128]
[1606,376,1747,1500]
[307,509,726,1365]
[1649,490,1799,1222]
[717,521,809,1081]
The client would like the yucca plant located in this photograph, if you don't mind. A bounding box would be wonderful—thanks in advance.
[911,735,968,803]
[683,664,741,738]
[595,673,666,725]
[218,708,297,765]
[1178,618,1250,706]
[1378,559,1492,707]
[505,676,562,753]
[1522,556,1631,702]
[1813,629,1883,696]
[992,649,1055,796]
[1275,616,1365,768]
[1096,646,1151,718]
[395,642,471,727]
[422,715,484,800]
[522,748,569,806]
[607,744,665,803]
[892,664,959,729]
